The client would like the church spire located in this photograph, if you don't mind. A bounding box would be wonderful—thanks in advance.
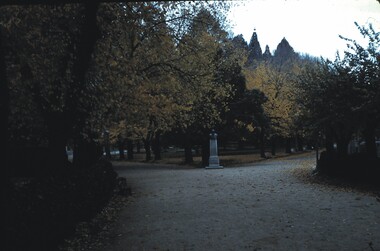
[263,45,272,60]
[274,37,297,64]
[247,28,262,65]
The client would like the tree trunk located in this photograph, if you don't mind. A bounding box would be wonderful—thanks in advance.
[69,3,100,95]
[285,137,291,154]
[118,139,125,160]
[260,127,266,158]
[73,138,102,169]
[0,33,9,157]
[1,29,12,247]
[184,134,193,164]
[296,134,303,151]
[144,141,151,161]
[68,3,100,166]
[295,133,303,152]
[237,139,244,150]
[334,122,352,158]
[45,113,71,172]
[136,141,141,153]
[336,138,349,158]
[152,133,161,160]
[127,140,134,160]
[0,30,10,193]
[201,138,209,167]
[103,130,111,160]
[184,145,193,164]
[271,136,276,156]
[325,127,334,154]
[48,133,68,169]
[364,120,377,158]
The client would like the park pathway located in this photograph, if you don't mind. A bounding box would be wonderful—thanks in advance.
[103,153,380,251]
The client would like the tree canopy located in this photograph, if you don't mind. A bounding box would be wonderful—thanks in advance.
[1,2,378,173]
[297,22,380,158]
[1,1,239,167]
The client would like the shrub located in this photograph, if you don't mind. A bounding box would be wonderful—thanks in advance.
[5,159,117,251]
[317,151,380,183]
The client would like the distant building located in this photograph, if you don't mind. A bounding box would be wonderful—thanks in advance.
[246,29,262,65]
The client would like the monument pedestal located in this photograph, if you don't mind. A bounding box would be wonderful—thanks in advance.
[206,156,223,169]
[206,130,223,169]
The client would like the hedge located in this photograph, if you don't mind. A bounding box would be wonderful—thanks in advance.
[5,159,117,251]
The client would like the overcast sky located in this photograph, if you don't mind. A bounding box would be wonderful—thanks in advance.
[227,0,380,59]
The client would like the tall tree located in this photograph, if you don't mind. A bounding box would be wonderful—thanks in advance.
[165,8,234,165]
[297,23,379,159]
[297,57,361,157]
[97,3,232,161]
[0,26,10,191]
[340,22,380,158]
[231,34,249,67]
[1,3,103,170]
[245,61,299,155]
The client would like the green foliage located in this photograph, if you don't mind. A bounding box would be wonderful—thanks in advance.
[1,5,81,145]
[1,4,108,168]
[297,22,380,157]
[340,22,380,119]
[297,58,357,152]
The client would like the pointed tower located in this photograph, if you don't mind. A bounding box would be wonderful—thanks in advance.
[247,29,262,65]
[273,37,296,64]
[262,45,272,61]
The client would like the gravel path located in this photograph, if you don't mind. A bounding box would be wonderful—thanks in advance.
[104,153,380,251]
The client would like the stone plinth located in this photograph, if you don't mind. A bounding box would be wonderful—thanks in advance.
[206,130,223,169]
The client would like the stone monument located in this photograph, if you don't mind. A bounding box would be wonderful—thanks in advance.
[206,129,223,169]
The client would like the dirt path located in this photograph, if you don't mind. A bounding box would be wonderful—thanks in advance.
[103,153,380,251]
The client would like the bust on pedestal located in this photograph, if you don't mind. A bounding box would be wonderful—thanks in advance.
[206,129,223,169]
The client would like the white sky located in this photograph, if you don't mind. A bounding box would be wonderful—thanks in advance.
[227,0,380,59]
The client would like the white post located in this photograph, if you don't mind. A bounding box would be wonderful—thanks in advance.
[206,129,223,169]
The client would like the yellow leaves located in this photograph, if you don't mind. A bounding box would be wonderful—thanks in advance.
[246,123,255,133]
[96,4,232,140]
[244,62,299,136]
[109,60,118,68]
[108,121,127,143]
[120,72,192,138]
